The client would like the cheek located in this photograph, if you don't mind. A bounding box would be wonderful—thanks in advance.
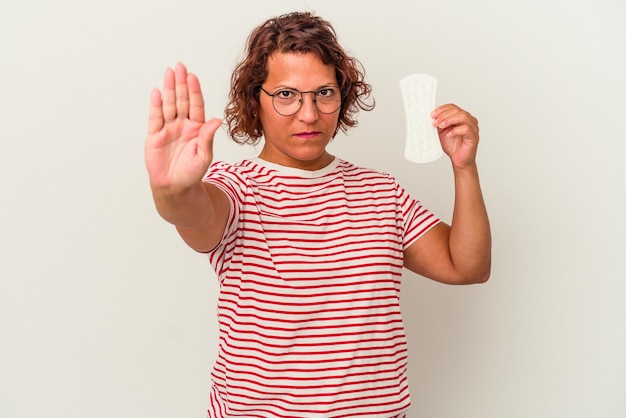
[258,104,274,129]
[326,113,341,134]
[259,109,288,138]
[258,95,277,119]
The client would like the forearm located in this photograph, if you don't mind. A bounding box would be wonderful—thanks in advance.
[150,181,231,252]
[151,181,219,230]
[448,163,492,282]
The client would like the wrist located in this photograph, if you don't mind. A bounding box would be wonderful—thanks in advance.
[452,161,479,178]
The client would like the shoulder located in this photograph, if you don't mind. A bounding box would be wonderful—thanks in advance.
[339,159,393,177]
[202,159,263,203]
[206,159,256,175]
[204,159,267,183]
[338,159,399,187]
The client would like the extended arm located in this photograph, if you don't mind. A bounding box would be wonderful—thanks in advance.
[145,63,230,252]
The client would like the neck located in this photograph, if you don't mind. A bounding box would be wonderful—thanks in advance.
[257,149,335,171]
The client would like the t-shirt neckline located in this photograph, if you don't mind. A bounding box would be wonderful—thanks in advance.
[249,157,340,178]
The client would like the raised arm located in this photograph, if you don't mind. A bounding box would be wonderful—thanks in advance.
[403,104,491,285]
[145,63,230,252]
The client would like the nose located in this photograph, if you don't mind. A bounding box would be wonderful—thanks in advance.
[297,92,319,123]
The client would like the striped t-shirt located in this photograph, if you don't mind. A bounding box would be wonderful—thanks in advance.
[203,158,440,418]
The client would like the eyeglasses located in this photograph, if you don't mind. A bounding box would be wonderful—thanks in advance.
[259,86,342,116]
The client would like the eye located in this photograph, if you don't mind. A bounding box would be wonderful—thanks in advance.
[274,89,298,100]
[317,88,337,98]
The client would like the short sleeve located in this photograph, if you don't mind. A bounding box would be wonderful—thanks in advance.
[394,180,441,250]
[202,161,246,252]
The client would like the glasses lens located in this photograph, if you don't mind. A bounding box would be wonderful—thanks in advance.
[272,89,300,116]
[315,88,341,114]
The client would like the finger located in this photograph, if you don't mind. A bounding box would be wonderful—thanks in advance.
[437,113,477,132]
[444,124,474,139]
[162,67,176,121]
[441,122,480,148]
[147,88,164,134]
[431,103,453,120]
[433,106,477,131]
[188,72,205,123]
[431,103,461,117]
[175,63,190,119]
[432,105,457,129]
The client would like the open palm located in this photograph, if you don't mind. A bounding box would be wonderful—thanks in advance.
[145,63,221,193]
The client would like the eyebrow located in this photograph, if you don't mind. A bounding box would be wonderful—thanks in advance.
[270,84,339,91]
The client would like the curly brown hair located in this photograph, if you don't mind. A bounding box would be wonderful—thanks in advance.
[224,12,374,144]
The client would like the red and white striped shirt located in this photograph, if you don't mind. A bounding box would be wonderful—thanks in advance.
[203,158,440,418]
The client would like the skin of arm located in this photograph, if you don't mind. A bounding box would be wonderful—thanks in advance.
[403,104,492,285]
[151,181,231,253]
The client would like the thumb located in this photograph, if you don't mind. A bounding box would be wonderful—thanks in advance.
[197,118,222,160]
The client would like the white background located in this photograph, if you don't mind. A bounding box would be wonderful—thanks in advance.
[1,0,625,417]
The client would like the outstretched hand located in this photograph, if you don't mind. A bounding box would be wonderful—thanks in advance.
[431,104,480,170]
[145,63,222,193]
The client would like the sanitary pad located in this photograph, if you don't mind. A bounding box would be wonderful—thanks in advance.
[399,73,443,163]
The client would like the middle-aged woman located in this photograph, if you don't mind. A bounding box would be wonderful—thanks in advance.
[145,11,491,418]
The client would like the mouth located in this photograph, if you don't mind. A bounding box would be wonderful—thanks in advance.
[294,131,321,139]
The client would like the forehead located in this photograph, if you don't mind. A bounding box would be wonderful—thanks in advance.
[265,52,337,88]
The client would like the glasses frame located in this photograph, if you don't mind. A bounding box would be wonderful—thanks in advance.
[259,86,342,117]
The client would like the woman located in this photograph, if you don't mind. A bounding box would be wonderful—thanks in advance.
[145,11,491,418]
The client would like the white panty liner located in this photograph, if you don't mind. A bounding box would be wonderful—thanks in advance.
[399,73,443,163]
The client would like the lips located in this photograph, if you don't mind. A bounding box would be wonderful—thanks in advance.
[294,131,321,139]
